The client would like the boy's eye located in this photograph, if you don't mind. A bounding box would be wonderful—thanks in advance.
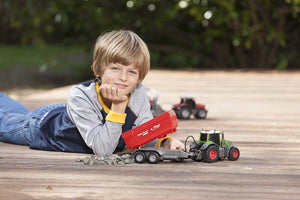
[129,70,137,74]
[112,67,119,71]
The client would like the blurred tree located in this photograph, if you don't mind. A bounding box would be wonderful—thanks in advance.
[0,0,299,69]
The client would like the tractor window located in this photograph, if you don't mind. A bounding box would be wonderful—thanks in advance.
[209,134,220,145]
[191,100,195,108]
[200,134,207,141]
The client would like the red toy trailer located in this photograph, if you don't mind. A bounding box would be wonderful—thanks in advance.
[122,110,178,150]
[121,110,239,164]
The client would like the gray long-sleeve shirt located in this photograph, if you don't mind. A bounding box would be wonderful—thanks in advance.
[66,81,156,155]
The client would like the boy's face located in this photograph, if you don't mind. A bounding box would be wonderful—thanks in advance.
[101,63,140,96]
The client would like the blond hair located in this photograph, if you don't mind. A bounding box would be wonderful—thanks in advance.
[92,30,150,83]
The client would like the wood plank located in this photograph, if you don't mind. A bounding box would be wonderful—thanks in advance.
[1,70,300,200]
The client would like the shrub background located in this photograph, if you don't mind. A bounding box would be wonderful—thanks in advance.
[0,0,299,89]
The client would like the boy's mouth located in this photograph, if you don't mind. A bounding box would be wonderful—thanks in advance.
[114,83,128,89]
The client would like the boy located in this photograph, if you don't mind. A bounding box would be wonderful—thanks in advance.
[0,30,184,155]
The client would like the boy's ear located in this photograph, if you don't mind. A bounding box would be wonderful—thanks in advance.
[92,62,100,77]
[91,62,96,73]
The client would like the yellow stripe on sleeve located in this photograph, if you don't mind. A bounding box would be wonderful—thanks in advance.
[155,136,173,147]
[106,110,127,124]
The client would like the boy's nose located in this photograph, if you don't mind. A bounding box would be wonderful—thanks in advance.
[119,71,127,81]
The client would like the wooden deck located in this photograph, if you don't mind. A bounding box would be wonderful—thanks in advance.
[1,70,300,200]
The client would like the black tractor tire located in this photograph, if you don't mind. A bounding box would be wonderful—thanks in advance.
[179,107,191,119]
[228,147,240,161]
[204,145,219,163]
[134,151,146,163]
[195,108,207,119]
[191,150,202,162]
[147,152,160,164]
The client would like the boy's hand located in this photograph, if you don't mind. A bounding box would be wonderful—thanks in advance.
[99,83,128,113]
[100,83,128,103]
[162,138,184,150]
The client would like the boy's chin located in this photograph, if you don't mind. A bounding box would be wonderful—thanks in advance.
[119,88,133,95]
[118,91,130,97]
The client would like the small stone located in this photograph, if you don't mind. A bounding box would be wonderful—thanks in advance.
[124,158,132,164]
[86,159,95,165]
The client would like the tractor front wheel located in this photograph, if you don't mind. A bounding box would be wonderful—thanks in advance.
[195,108,207,119]
[228,147,240,161]
[204,145,219,163]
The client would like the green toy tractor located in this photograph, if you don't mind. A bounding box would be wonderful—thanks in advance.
[189,129,240,163]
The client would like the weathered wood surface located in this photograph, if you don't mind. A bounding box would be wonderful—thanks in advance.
[1,70,300,200]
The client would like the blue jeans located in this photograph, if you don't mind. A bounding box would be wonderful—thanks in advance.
[0,92,65,146]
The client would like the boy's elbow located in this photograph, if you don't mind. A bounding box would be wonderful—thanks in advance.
[87,128,122,155]
[91,142,117,156]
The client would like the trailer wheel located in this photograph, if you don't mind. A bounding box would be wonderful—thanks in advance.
[195,109,207,119]
[228,147,240,161]
[179,107,191,119]
[204,145,219,163]
[134,151,146,163]
[147,152,160,164]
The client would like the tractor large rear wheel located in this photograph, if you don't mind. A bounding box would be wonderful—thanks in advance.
[228,147,240,161]
[179,107,191,119]
[204,145,219,163]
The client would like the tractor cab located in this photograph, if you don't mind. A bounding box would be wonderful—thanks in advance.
[180,97,196,108]
[199,129,224,147]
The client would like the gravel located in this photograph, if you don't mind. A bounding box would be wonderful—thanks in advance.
[76,154,135,165]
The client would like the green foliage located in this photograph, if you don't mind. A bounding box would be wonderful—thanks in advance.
[0,45,91,89]
[0,45,90,72]
[0,0,299,72]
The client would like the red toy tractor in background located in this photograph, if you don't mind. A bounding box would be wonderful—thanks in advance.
[172,97,207,119]
[147,89,208,119]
